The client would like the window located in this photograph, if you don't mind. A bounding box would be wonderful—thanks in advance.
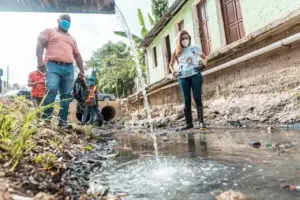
[178,20,185,32]
[153,46,158,68]
[220,0,245,44]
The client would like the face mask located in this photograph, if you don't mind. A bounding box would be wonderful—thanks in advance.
[59,19,70,31]
[181,39,189,48]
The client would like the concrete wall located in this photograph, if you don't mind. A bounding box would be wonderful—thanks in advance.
[240,0,300,34]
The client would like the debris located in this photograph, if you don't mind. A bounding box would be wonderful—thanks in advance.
[266,142,272,149]
[280,184,296,191]
[248,142,261,148]
[229,121,243,128]
[215,190,247,200]
[33,192,56,200]
[0,183,13,200]
[273,142,297,151]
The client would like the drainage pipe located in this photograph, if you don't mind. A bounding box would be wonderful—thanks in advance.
[202,32,300,76]
[143,32,300,98]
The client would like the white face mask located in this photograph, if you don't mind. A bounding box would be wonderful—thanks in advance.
[181,39,189,47]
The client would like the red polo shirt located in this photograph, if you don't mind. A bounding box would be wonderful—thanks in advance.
[28,70,45,97]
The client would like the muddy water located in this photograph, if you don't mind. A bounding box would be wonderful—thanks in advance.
[90,129,300,200]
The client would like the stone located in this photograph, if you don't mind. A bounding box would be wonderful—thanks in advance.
[215,190,247,200]
[33,192,55,200]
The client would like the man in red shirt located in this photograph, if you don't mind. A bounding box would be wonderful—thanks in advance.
[28,66,46,107]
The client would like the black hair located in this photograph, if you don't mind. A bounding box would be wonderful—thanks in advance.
[59,14,71,23]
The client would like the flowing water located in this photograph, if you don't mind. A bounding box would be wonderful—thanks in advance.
[89,129,300,200]
[115,6,158,157]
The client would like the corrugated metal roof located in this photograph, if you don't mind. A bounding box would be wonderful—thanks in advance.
[139,0,188,49]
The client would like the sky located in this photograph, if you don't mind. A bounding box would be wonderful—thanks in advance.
[0,0,152,86]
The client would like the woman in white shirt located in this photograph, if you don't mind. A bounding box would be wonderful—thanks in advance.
[169,30,208,130]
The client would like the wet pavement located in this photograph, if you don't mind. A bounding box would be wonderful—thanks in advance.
[89,128,300,200]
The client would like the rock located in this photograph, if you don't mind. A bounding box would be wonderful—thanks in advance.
[0,184,13,200]
[115,193,127,197]
[103,194,121,200]
[215,190,247,200]
[33,192,55,200]
[280,184,296,191]
[229,120,243,128]
[0,172,5,177]
[79,194,90,200]
[162,136,168,141]
[7,188,14,193]
[248,142,261,148]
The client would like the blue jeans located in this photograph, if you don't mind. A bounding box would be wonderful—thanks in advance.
[42,61,74,123]
[178,73,203,110]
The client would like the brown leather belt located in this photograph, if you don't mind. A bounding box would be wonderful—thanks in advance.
[48,60,73,65]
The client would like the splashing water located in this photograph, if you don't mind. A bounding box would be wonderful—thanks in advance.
[115,5,158,157]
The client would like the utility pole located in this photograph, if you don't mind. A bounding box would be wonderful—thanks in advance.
[0,68,3,93]
[6,65,9,90]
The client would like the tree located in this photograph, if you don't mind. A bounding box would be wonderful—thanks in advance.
[86,41,136,98]
[151,0,169,22]
[113,8,153,79]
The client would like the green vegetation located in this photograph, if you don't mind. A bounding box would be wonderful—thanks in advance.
[33,152,57,170]
[151,0,169,22]
[0,97,47,171]
[83,144,93,151]
[48,136,63,153]
[86,41,137,98]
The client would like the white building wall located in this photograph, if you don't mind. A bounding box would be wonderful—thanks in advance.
[146,0,196,85]
[240,0,300,34]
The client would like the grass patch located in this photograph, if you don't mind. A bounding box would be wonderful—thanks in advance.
[0,97,53,171]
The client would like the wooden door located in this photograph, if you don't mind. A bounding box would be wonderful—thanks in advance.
[163,35,172,75]
[196,0,211,55]
[221,0,245,44]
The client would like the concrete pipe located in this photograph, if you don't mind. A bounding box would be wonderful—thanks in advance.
[69,99,120,123]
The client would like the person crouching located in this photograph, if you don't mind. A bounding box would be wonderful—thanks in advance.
[81,76,98,124]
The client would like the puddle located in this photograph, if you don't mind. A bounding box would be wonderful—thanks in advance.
[90,129,300,200]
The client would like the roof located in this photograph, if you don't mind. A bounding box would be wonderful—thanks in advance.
[139,0,188,49]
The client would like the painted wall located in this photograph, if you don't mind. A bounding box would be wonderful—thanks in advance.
[240,0,300,34]
[146,0,198,84]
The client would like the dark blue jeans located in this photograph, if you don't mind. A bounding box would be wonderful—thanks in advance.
[43,61,74,123]
[178,73,203,110]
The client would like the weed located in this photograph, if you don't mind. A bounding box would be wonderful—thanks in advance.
[33,152,57,170]
[83,144,93,151]
[48,136,63,153]
[0,97,55,171]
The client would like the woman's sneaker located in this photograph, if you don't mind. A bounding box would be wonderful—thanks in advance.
[199,123,207,130]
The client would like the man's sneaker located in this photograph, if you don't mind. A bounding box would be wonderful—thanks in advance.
[199,123,207,130]
[58,121,72,130]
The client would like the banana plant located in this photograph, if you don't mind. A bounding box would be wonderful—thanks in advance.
[151,0,169,22]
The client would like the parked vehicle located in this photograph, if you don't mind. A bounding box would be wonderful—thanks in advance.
[98,93,116,101]
[4,90,31,100]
